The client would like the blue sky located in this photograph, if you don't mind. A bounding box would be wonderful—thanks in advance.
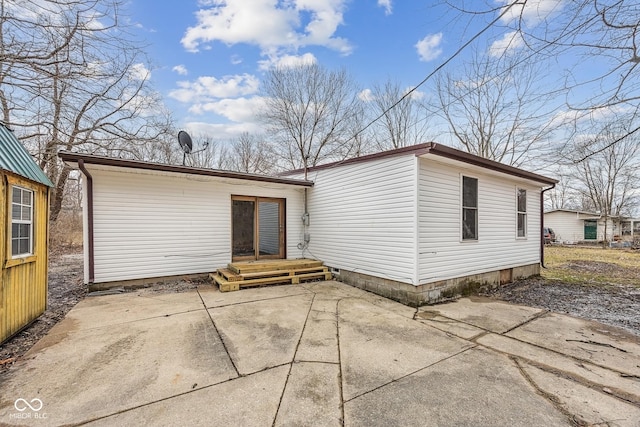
[126,0,566,141]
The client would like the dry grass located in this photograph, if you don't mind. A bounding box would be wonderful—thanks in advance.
[542,245,640,287]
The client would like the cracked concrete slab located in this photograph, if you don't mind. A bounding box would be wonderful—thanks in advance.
[416,314,486,339]
[477,332,640,404]
[417,297,545,333]
[86,365,289,427]
[274,362,342,427]
[506,313,640,377]
[0,310,236,426]
[198,284,312,308]
[209,293,314,375]
[296,300,339,364]
[521,362,640,427]
[338,298,473,401]
[2,282,638,427]
[50,291,205,331]
[344,346,569,427]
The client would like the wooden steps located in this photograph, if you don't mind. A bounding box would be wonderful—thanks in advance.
[211,259,332,292]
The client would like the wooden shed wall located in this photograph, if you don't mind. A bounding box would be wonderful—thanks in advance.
[1,172,49,344]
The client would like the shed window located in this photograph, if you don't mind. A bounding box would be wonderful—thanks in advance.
[517,188,527,238]
[462,176,478,240]
[11,186,33,257]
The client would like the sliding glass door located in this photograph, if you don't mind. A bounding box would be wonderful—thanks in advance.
[232,196,285,261]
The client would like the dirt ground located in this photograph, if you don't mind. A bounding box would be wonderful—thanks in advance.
[2,245,639,371]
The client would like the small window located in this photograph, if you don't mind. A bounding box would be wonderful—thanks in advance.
[517,188,527,238]
[462,176,478,240]
[11,186,34,257]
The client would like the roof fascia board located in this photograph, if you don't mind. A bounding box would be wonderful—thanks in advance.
[59,151,313,187]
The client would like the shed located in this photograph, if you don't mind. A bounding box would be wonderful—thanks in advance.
[282,142,557,305]
[544,209,621,243]
[58,152,313,287]
[1,124,53,344]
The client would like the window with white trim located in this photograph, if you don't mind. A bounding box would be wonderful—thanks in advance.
[517,188,527,238]
[11,186,33,257]
[462,176,478,240]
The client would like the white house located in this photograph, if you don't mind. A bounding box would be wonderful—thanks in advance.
[60,143,557,305]
[544,209,621,243]
[59,152,312,286]
[281,143,557,305]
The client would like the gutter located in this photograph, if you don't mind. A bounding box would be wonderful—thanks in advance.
[78,159,95,283]
[540,183,556,269]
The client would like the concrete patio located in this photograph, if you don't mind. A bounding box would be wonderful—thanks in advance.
[0,281,639,426]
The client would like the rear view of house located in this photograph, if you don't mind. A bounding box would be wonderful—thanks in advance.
[282,143,557,305]
[1,124,53,344]
[61,142,556,306]
[59,152,312,287]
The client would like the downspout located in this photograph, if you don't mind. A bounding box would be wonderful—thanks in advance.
[540,183,556,269]
[78,159,94,283]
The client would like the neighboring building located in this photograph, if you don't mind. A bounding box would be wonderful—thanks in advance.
[60,142,557,306]
[544,209,623,243]
[1,124,53,344]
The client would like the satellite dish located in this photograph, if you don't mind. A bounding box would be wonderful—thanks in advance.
[178,131,193,154]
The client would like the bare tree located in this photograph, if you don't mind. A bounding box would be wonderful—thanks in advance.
[366,78,430,150]
[570,122,640,243]
[449,0,640,155]
[260,63,362,172]
[434,53,554,166]
[0,0,171,221]
[227,132,274,174]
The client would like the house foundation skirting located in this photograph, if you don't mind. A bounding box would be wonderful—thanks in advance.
[333,263,541,307]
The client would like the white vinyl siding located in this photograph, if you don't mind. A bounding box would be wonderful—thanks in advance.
[297,155,418,285]
[418,158,541,284]
[88,166,305,283]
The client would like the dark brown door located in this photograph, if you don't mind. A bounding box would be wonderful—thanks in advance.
[232,196,285,261]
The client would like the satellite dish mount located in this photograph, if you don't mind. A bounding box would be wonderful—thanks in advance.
[178,131,210,166]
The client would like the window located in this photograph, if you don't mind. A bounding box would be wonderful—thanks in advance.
[11,186,33,257]
[517,188,527,238]
[462,176,478,240]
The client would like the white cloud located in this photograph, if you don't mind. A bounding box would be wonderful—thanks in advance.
[378,0,392,15]
[358,89,374,102]
[488,30,524,57]
[499,0,564,26]
[185,121,263,140]
[169,74,260,103]
[415,33,443,62]
[189,96,268,122]
[129,63,150,81]
[230,55,243,65]
[258,52,317,70]
[181,0,352,55]
[172,65,188,75]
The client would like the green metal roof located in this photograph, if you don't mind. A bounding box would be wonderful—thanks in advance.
[0,124,53,187]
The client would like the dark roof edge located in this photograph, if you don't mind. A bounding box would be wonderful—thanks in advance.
[424,143,558,185]
[280,142,557,185]
[58,151,313,187]
[279,143,435,176]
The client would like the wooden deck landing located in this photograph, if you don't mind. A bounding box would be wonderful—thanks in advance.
[211,259,332,292]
